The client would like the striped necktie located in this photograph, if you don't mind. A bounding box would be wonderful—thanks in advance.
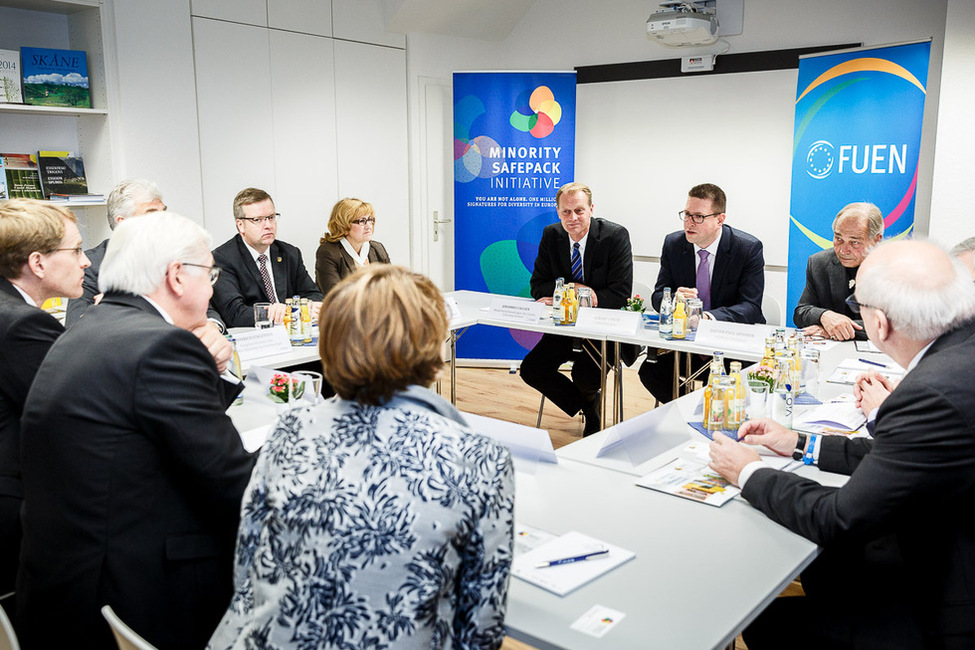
[571,242,584,283]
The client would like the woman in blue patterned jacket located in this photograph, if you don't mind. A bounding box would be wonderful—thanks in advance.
[209,264,515,650]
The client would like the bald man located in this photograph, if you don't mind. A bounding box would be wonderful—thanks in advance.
[709,240,975,649]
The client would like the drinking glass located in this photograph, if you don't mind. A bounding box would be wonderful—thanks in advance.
[686,298,703,340]
[253,302,273,329]
[746,380,770,420]
[292,371,323,403]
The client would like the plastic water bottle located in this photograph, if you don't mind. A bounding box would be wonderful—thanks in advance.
[771,358,795,428]
[659,287,673,339]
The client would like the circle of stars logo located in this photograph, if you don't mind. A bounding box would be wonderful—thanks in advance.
[806,140,835,179]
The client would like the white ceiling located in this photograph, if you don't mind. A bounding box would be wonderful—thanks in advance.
[381,0,537,41]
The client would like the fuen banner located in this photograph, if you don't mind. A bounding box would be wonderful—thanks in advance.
[786,41,931,325]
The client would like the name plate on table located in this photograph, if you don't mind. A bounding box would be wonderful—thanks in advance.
[486,297,545,325]
[233,327,292,362]
[574,307,642,336]
[444,295,462,323]
[693,320,772,356]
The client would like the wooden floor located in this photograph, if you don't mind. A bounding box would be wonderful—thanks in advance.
[438,365,796,650]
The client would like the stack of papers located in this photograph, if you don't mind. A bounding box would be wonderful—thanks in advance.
[826,358,903,385]
[512,530,635,596]
[794,400,866,436]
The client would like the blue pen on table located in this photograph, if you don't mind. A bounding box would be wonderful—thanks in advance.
[535,548,609,568]
[858,358,887,368]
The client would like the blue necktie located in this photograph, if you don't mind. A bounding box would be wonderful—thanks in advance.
[571,242,584,283]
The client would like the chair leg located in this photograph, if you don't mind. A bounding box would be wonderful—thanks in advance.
[536,394,545,428]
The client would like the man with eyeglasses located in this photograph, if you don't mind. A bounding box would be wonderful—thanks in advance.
[638,183,765,403]
[211,187,323,328]
[709,240,975,649]
[17,212,255,649]
[794,202,884,341]
[0,198,91,597]
[66,178,167,326]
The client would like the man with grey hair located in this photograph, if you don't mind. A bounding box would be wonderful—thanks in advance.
[793,201,884,340]
[710,239,975,648]
[17,212,255,649]
[951,236,975,280]
[65,178,166,325]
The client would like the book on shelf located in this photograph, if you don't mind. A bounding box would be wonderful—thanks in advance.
[0,156,7,200]
[21,47,90,108]
[1,153,43,199]
[38,152,90,197]
[49,193,104,203]
[0,49,23,103]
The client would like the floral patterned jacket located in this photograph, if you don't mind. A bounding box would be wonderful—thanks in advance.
[208,385,515,650]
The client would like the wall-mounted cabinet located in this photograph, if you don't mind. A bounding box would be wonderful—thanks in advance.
[0,0,117,239]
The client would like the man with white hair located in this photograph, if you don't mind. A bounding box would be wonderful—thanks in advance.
[710,239,975,649]
[65,178,166,325]
[793,202,884,341]
[951,236,975,281]
[17,212,255,650]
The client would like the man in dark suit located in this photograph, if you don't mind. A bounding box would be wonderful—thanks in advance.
[211,187,323,327]
[17,212,255,649]
[710,240,975,649]
[0,199,90,597]
[65,178,166,326]
[638,183,765,402]
[793,202,884,341]
[520,182,633,436]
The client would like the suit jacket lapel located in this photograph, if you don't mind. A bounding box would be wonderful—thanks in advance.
[339,246,357,274]
[269,242,288,301]
[555,228,571,278]
[709,225,732,292]
[0,277,25,302]
[235,235,268,299]
[829,253,851,302]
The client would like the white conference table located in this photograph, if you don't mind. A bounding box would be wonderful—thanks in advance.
[226,338,886,649]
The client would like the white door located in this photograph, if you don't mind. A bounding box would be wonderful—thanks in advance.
[418,77,454,290]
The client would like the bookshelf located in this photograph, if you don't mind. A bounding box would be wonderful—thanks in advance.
[0,0,117,241]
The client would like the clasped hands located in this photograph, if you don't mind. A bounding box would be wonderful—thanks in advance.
[536,283,599,307]
[265,300,322,325]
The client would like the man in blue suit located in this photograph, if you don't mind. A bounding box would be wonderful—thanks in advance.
[638,183,765,402]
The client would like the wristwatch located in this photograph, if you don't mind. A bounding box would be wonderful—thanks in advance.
[792,432,808,461]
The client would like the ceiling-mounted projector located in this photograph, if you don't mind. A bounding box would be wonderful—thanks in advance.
[646,1,719,47]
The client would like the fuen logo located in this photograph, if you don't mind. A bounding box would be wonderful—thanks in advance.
[806,140,908,180]
[806,140,834,179]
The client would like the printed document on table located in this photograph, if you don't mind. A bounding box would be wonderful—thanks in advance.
[826,359,903,385]
[512,531,635,597]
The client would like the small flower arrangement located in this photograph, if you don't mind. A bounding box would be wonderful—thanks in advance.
[624,295,645,313]
[269,373,304,403]
[748,365,776,392]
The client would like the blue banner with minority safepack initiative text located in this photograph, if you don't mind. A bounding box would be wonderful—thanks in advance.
[453,71,576,360]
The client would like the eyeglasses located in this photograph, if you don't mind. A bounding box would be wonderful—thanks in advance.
[678,210,720,224]
[238,213,279,225]
[844,294,879,314]
[351,217,376,227]
[182,262,222,285]
[46,246,85,257]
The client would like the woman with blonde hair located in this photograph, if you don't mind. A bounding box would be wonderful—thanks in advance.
[210,264,515,650]
[314,197,390,295]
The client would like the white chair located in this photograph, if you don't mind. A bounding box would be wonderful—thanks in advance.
[100,606,158,650]
[762,293,783,327]
[0,594,19,650]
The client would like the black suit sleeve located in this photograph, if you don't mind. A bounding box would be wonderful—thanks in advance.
[0,310,63,408]
[709,236,764,323]
[742,385,975,547]
[594,226,633,310]
[210,258,257,328]
[793,255,828,329]
[134,328,254,527]
[65,264,99,326]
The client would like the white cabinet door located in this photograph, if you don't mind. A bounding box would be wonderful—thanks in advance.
[269,0,332,37]
[333,40,409,267]
[191,0,267,26]
[192,16,275,246]
[268,29,339,272]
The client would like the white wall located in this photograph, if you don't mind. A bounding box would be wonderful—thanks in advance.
[928,0,975,249]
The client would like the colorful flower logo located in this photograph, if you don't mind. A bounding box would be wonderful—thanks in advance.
[509,86,562,138]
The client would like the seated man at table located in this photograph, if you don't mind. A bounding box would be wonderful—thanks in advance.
[0,199,90,597]
[66,178,167,325]
[520,181,632,436]
[638,183,765,403]
[951,236,975,280]
[709,239,975,650]
[793,202,884,341]
[211,187,323,327]
[17,212,256,649]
